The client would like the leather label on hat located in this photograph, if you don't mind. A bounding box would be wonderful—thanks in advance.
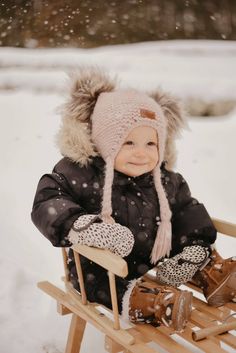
[140,109,156,120]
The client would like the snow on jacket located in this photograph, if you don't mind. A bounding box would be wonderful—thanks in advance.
[31,156,216,312]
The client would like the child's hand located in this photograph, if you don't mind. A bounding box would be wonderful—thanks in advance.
[68,214,134,258]
[155,245,210,287]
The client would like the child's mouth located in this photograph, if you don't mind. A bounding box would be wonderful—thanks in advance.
[129,162,147,166]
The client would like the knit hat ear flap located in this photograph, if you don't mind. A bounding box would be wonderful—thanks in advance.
[150,165,172,264]
[149,90,187,170]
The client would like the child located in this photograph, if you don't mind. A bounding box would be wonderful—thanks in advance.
[31,68,236,331]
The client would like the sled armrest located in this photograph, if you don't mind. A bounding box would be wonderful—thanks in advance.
[71,244,128,277]
[212,218,236,238]
[71,244,128,330]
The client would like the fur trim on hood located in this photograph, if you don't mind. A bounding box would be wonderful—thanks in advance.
[56,67,187,170]
[149,90,187,169]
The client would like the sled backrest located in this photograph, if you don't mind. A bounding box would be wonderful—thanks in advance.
[212,217,236,238]
[61,244,129,330]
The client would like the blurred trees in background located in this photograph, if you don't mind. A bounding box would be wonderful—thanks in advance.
[1,0,236,48]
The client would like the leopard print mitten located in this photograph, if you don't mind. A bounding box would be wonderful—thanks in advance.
[155,245,210,287]
[68,214,134,258]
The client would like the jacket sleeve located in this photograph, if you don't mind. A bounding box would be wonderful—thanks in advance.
[31,167,86,247]
[170,172,217,256]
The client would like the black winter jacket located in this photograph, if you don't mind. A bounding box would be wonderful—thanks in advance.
[31,156,216,312]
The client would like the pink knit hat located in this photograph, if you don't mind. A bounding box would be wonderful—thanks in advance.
[91,89,172,264]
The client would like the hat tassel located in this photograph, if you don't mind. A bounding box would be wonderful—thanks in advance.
[101,156,115,224]
[150,220,172,264]
[151,166,172,264]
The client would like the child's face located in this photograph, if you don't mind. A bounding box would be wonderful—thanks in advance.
[114,126,159,177]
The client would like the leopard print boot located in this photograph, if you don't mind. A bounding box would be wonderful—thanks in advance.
[192,250,236,307]
[127,279,192,331]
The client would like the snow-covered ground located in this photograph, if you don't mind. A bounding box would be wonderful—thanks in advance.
[0,40,236,353]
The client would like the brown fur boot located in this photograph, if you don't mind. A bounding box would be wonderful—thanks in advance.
[127,279,192,331]
[192,250,236,307]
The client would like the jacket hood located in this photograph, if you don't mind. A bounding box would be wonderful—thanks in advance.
[56,67,187,170]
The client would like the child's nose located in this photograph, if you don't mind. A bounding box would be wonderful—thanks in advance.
[134,147,146,157]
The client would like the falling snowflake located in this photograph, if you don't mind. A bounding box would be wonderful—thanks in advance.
[48,206,57,215]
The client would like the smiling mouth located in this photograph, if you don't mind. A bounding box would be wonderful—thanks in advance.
[129,162,148,166]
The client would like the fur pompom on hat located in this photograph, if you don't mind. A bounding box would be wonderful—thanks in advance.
[57,67,186,263]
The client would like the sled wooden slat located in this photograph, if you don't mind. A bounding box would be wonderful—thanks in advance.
[190,308,236,348]
[38,281,135,347]
[176,324,229,353]
[73,250,87,305]
[185,286,236,349]
[104,326,151,353]
[38,217,236,353]
[71,243,128,277]
[108,271,121,330]
[62,248,70,282]
[105,335,123,353]
[135,324,193,353]
[105,334,159,353]
[192,320,236,342]
[125,343,161,353]
[212,218,236,237]
[192,295,235,322]
[156,323,225,353]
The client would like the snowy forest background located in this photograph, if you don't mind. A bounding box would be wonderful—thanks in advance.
[0,1,236,353]
[1,0,236,48]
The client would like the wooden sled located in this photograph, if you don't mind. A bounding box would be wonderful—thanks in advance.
[38,218,236,353]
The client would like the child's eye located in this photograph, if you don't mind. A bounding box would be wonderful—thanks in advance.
[123,141,134,146]
[147,141,157,146]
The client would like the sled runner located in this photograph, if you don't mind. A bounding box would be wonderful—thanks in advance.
[38,218,236,353]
